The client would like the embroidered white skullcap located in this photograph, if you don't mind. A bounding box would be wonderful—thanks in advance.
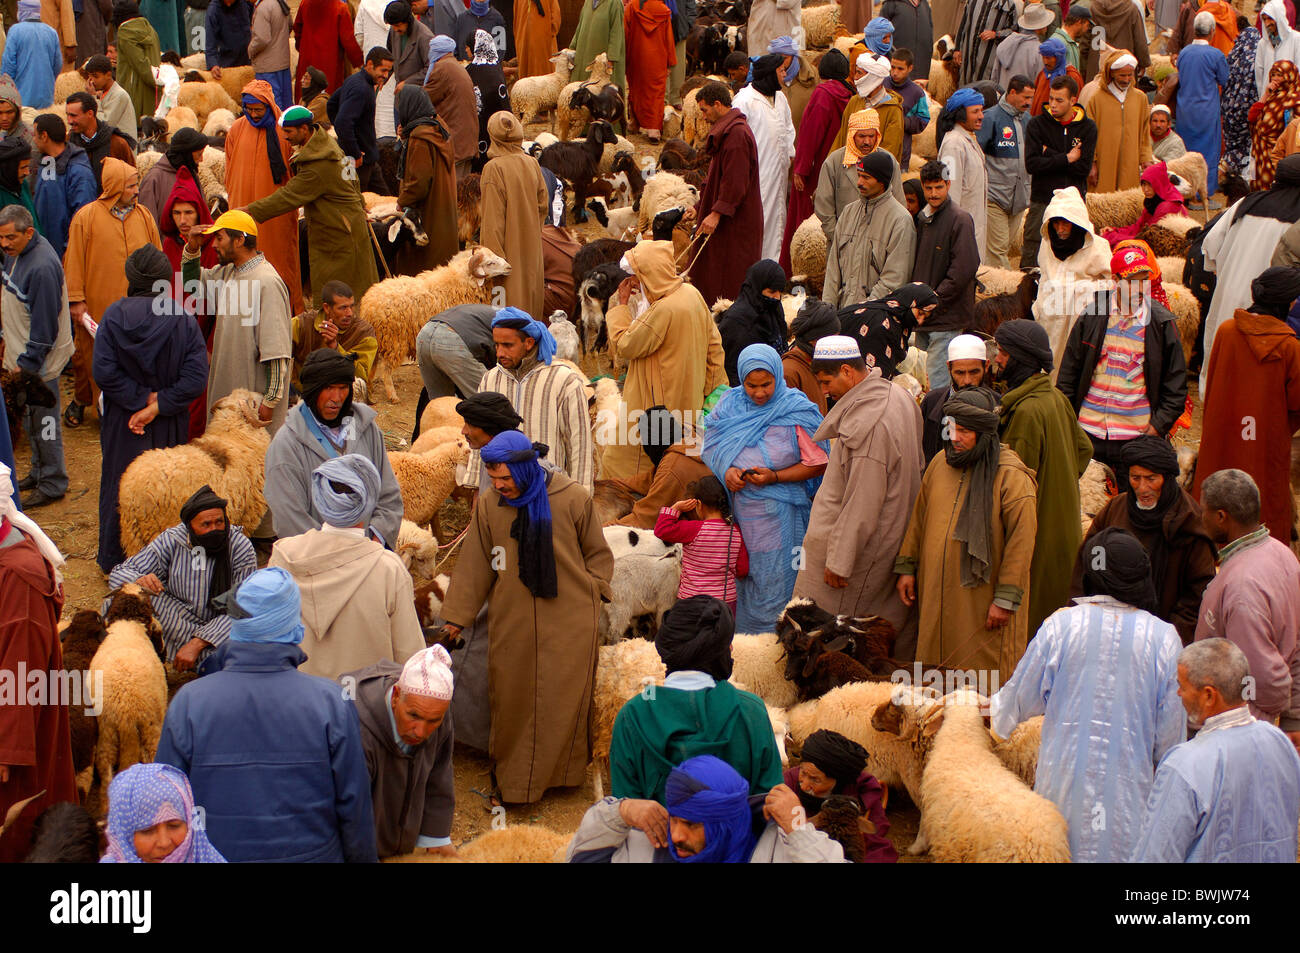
[813,335,862,361]
[947,333,988,363]
[397,645,455,700]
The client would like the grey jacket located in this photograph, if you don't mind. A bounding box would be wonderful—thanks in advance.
[977,97,1030,215]
[566,798,848,863]
[389,18,434,86]
[249,0,292,73]
[813,146,905,245]
[823,189,917,309]
[264,401,405,548]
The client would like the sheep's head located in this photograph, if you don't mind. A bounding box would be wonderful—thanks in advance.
[211,388,270,429]
[104,583,166,659]
[468,246,511,282]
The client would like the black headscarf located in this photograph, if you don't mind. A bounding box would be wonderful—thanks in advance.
[1234,154,1300,223]
[1081,527,1159,615]
[395,85,446,179]
[124,245,172,297]
[789,299,840,356]
[0,135,29,194]
[1047,218,1087,261]
[942,387,1002,588]
[839,283,936,379]
[1118,435,1181,585]
[719,259,787,384]
[180,484,232,613]
[639,405,682,469]
[166,127,207,177]
[993,319,1054,390]
[654,595,735,679]
[751,54,784,97]
[1248,265,1300,320]
[300,348,357,425]
[302,67,328,106]
[384,0,413,25]
[457,391,523,435]
[801,730,868,786]
[818,48,854,95]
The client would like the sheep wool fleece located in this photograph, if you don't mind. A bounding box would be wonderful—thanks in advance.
[479,151,548,320]
[438,470,615,804]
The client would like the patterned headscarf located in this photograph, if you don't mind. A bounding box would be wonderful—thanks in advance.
[471,28,499,65]
[843,108,880,166]
[101,764,227,863]
[1253,60,1300,190]
[1111,239,1169,307]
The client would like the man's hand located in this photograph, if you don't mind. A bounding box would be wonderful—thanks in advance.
[792,172,806,192]
[986,603,1012,629]
[697,210,721,236]
[979,29,997,41]
[211,65,223,80]
[436,623,464,649]
[824,568,848,589]
[320,319,339,347]
[184,225,204,252]
[616,275,640,306]
[896,573,916,607]
[258,401,273,422]
[135,573,164,595]
[354,156,364,168]
[173,637,209,673]
[683,206,697,222]
[763,783,804,835]
[128,401,159,435]
[1144,424,1160,437]
[724,466,747,492]
[69,301,87,320]
[618,798,669,848]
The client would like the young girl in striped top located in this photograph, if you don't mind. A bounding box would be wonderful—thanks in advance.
[653,476,749,615]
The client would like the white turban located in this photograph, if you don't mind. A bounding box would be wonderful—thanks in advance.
[0,463,65,584]
[398,645,455,700]
[1110,53,1138,71]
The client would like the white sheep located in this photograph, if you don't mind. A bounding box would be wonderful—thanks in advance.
[730,632,799,709]
[599,525,682,643]
[165,105,201,135]
[410,424,465,455]
[54,69,89,104]
[1085,152,1208,231]
[202,107,236,139]
[548,310,582,361]
[1079,458,1114,535]
[390,439,472,530]
[661,105,682,141]
[555,52,616,140]
[911,95,943,159]
[789,213,827,290]
[599,135,637,174]
[362,247,512,403]
[992,715,1043,789]
[511,50,575,124]
[419,395,467,435]
[176,80,240,125]
[90,585,169,808]
[637,171,699,238]
[118,389,271,556]
[591,377,621,477]
[975,265,1027,298]
[397,519,442,582]
[802,1,842,48]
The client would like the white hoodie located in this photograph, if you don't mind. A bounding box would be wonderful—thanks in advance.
[1255,0,1300,99]
[1032,185,1113,376]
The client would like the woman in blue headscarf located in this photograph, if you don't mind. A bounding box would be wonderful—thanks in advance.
[701,343,827,632]
[101,763,227,863]
[864,16,895,57]
[1030,36,1081,115]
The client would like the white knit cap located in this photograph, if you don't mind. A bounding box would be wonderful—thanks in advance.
[1110,52,1138,71]
[813,334,863,361]
[947,333,988,363]
[1150,104,1172,118]
[397,645,455,700]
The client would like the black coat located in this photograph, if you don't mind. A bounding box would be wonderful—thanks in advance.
[879,0,933,81]
[327,70,380,165]
[910,197,978,332]
[1024,106,1098,204]
[920,385,949,462]
[1055,293,1189,438]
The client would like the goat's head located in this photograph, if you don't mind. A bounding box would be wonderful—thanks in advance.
[585,197,610,227]
[651,206,685,241]
[589,120,617,147]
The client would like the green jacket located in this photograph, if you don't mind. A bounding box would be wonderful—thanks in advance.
[999,372,1094,637]
[572,0,626,92]
[0,183,39,234]
[247,127,379,308]
[116,18,162,122]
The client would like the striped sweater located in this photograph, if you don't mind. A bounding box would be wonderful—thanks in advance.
[1078,310,1151,440]
[654,509,750,606]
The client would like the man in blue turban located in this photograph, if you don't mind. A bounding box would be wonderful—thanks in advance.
[567,755,849,862]
[156,567,379,862]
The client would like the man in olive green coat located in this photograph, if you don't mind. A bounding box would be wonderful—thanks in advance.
[112,2,161,122]
[571,0,625,93]
[994,320,1093,637]
[246,105,379,308]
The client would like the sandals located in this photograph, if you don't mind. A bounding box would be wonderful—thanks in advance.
[63,401,84,428]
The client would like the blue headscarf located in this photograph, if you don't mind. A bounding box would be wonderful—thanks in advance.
[768,35,800,84]
[1038,37,1068,81]
[242,90,288,184]
[492,306,558,365]
[424,35,458,83]
[480,430,557,598]
[944,85,984,116]
[101,764,227,864]
[469,0,490,13]
[864,17,894,57]
[311,454,380,528]
[665,756,758,863]
[229,567,305,644]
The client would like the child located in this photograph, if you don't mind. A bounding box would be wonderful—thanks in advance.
[1100,162,1187,245]
[653,475,749,614]
[884,48,929,169]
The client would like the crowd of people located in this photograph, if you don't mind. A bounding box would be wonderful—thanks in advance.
[1,0,1299,865]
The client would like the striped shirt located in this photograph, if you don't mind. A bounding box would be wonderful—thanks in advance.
[1078,307,1151,440]
[105,524,258,662]
[653,509,750,606]
[462,358,594,490]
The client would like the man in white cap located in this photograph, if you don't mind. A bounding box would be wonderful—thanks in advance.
[1084,50,1151,192]
[793,335,925,658]
[1148,105,1186,164]
[344,645,457,859]
[919,333,988,461]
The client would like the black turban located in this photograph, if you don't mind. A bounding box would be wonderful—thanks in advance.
[1118,435,1182,585]
[166,127,208,176]
[1081,527,1159,614]
[654,595,735,680]
[751,54,784,96]
[801,730,869,787]
[300,348,358,425]
[179,485,231,611]
[456,391,523,436]
[0,135,30,194]
[1119,435,1179,477]
[639,405,682,470]
[303,67,329,104]
[789,299,840,355]
[180,484,227,524]
[1248,265,1300,321]
[941,387,1002,587]
[994,319,1054,390]
[125,244,172,297]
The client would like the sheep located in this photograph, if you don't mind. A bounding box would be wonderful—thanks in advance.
[598,525,683,643]
[637,171,699,237]
[593,479,643,524]
[366,197,431,249]
[926,36,959,105]
[457,173,482,246]
[548,310,582,361]
[134,149,164,183]
[397,518,443,582]
[54,70,89,105]
[410,424,465,455]
[90,585,169,808]
[524,131,560,155]
[681,87,705,147]
[201,107,236,139]
[810,794,871,862]
[910,95,943,159]
[176,80,240,125]
[418,395,466,434]
[511,50,575,124]
[788,680,919,794]
[165,105,201,135]
[802,1,842,48]
[992,715,1043,789]
[22,802,101,863]
[730,632,799,708]
[913,689,1070,861]
[591,376,622,477]
[118,389,271,556]
[385,825,573,862]
[1085,153,1209,231]
[658,136,701,172]
[1164,281,1202,363]
[556,52,616,140]
[59,609,108,800]
[662,104,683,140]
[789,213,827,293]
[974,265,1031,298]
[389,440,472,530]
[1079,458,1116,535]
[185,64,257,106]
[362,247,512,403]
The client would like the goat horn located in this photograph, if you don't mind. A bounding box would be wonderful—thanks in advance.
[0,790,45,840]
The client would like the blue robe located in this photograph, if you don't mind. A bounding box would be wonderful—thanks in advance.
[1132,713,1300,862]
[0,386,16,511]
[991,596,1187,862]
[1175,42,1231,195]
[0,21,61,109]
[142,0,187,54]
[92,295,209,572]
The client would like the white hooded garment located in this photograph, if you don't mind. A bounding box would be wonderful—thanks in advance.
[1255,0,1300,99]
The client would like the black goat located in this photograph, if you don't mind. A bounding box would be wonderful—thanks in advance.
[539,120,619,225]
[652,207,685,241]
[609,150,645,203]
[569,83,626,136]
[138,116,169,154]
[687,20,730,75]
[23,803,100,863]
[577,260,632,353]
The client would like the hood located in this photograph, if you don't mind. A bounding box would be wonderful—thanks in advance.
[1141,162,1184,206]
[0,74,20,110]
[242,78,278,114]
[272,529,390,635]
[626,240,683,302]
[293,126,340,165]
[813,369,893,448]
[111,295,191,357]
[1098,48,1130,87]
[98,156,134,204]
[998,370,1054,415]
[115,17,156,42]
[1041,185,1101,241]
[1263,0,1295,43]
[1234,308,1300,361]
[159,166,213,240]
[53,141,90,175]
[628,0,671,34]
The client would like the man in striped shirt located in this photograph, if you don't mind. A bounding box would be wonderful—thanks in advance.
[1056,243,1188,486]
[461,308,594,493]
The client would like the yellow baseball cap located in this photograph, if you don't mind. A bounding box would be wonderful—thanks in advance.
[204,209,259,236]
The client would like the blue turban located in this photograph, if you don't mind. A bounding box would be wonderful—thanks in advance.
[479,430,556,598]
[1038,37,1069,81]
[16,0,39,21]
[944,86,984,116]
[424,35,458,83]
[311,454,381,528]
[768,35,800,84]
[491,306,558,365]
[864,17,894,56]
[229,568,304,644]
[665,756,758,863]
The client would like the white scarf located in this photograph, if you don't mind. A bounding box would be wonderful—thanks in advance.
[0,463,65,585]
[1107,82,1129,103]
